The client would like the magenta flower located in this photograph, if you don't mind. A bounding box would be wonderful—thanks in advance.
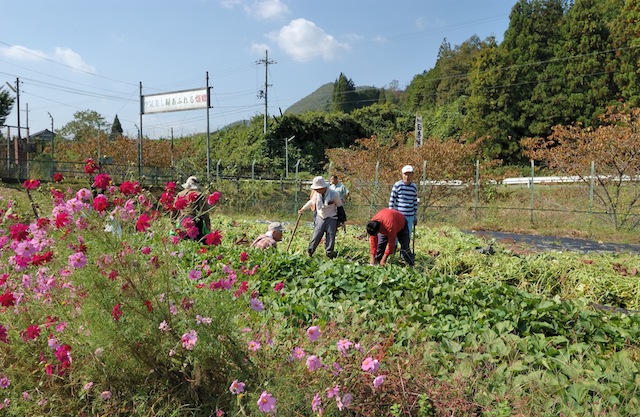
[248,340,261,351]
[257,391,276,413]
[291,346,305,360]
[0,376,10,389]
[373,375,386,389]
[326,385,340,398]
[188,269,202,280]
[361,357,380,372]
[181,330,198,350]
[229,379,245,394]
[305,354,322,371]
[306,325,321,342]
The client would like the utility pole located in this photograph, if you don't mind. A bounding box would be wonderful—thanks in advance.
[48,112,54,161]
[5,78,20,139]
[256,50,276,134]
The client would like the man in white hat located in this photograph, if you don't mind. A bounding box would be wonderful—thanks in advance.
[175,176,212,241]
[298,176,345,258]
[250,222,284,250]
[388,165,418,239]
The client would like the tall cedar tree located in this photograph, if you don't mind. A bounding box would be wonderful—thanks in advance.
[332,73,357,113]
[109,114,124,141]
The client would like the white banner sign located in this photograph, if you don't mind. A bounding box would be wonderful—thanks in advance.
[415,115,423,148]
[142,88,209,114]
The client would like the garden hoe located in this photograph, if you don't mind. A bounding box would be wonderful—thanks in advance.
[286,212,303,252]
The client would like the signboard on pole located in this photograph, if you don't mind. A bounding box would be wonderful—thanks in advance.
[142,88,209,114]
[415,115,423,148]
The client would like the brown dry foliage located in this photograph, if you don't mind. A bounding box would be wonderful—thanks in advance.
[326,133,495,207]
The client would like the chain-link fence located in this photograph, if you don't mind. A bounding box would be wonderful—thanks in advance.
[2,158,639,234]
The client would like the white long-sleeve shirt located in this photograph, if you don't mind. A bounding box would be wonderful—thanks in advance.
[301,188,343,220]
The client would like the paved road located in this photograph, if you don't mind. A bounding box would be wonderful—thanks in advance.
[467,230,640,254]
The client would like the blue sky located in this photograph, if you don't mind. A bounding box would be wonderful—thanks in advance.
[1,0,515,139]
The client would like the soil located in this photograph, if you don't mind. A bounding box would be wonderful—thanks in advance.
[467,230,640,255]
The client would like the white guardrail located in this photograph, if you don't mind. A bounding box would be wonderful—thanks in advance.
[419,175,640,187]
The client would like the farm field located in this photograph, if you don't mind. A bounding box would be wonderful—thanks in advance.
[1,180,640,416]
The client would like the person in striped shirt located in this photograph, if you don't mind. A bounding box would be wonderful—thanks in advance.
[388,165,418,238]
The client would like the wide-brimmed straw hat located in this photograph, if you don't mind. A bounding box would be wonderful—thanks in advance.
[310,176,328,189]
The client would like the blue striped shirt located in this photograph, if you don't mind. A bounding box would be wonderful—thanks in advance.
[388,180,418,217]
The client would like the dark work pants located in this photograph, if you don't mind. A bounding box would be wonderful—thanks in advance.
[375,222,414,266]
[308,216,338,258]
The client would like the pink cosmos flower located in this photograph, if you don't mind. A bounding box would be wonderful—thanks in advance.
[204,230,222,246]
[257,391,276,413]
[291,346,305,360]
[274,281,285,292]
[306,354,322,371]
[307,325,321,342]
[337,339,353,354]
[181,330,198,350]
[311,393,323,415]
[326,385,340,398]
[100,390,112,400]
[188,269,202,280]
[158,321,170,333]
[373,375,386,389]
[53,172,64,182]
[361,357,380,372]
[0,324,9,343]
[229,379,245,394]
[83,382,93,390]
[0,376,10,389]
[68,252,87,269]
[239,251,249,262]
[248,340,261,351]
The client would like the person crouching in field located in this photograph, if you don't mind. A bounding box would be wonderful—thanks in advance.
[366,208,414,267]
[298,176,346,259]
[175,176,212,241]
[250,222,284,250]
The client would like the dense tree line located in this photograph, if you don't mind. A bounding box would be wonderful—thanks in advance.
[407,0,640,163]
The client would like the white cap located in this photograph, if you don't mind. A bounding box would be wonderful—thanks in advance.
[310,176,328,189]
[402,165,414,174]
[182,176,201,190]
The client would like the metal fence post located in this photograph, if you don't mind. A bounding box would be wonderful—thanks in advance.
[530,159,535,225]
[216,159,221,183]
[474,159,479,221]
[294,159,300,213]
[251,159,256,209]
[589,160,595,233]
[373,161,380,215]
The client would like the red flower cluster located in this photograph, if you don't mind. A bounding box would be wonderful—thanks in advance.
[112,303,123,321]
[9,223,29,241]
[85,158,99,174]
[207,191,221,206]
[93,173,112,190]
[92,194,110,213]
[136,213,151,232]
[205,230,223,246]
[53,172,64,182]
[21,324,41,341]
[120,180,141,196]
[31,251,54,266]
[23,178,41,190]
[0,289,16,307]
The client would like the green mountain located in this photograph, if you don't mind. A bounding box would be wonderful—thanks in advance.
[285,83,382,115]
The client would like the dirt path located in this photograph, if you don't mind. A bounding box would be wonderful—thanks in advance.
[467,230,640,254]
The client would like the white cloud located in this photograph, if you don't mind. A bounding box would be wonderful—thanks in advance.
[221,0,289,20]
[250,0,289,20]
[53,47,96,73]
[0,44,95,74]
[0,44,47,61]
[277,18,350,63]
[250,42,271,56]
